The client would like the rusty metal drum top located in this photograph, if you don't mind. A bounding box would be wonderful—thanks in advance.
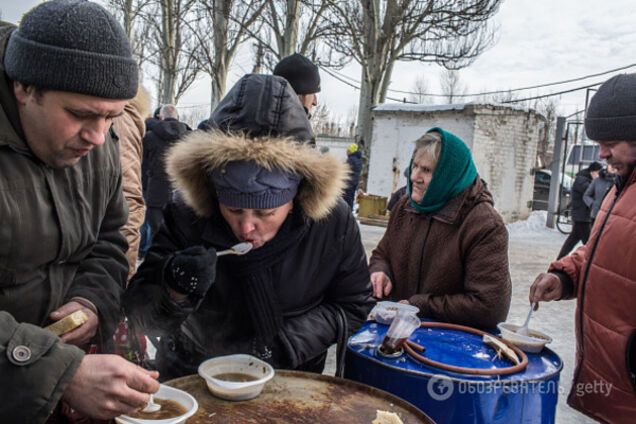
[166,369,434,423]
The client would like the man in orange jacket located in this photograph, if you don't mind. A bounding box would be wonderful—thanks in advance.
[530,73,636,423]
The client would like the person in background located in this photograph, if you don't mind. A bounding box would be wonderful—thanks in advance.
[139,104,190,259]
[556,161,603,259]
[0,1,159,421]
[145,105,162,132]
[583,164,615,225]
[529,73,636,423]
[273,53,320,118]
[343,143,363,209]
[124,74,373,380]
[369,128,511,329]
[113,87,151,280]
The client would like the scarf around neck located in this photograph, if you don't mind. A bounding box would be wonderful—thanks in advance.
[222,206,308,343]
[408,127,477,214]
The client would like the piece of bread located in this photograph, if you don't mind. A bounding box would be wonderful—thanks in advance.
[372,410,404,424]
[44,310,89,336]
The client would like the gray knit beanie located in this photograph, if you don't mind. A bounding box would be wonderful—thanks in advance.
[209,161,302,209]
[585,73,636,141]
[4,0,138,99]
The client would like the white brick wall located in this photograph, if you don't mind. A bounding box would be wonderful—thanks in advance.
[368,103,545,223]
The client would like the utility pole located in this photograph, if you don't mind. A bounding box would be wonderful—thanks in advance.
[547,116,566,228]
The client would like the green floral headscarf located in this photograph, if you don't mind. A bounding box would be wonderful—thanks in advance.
[408,127,477,214]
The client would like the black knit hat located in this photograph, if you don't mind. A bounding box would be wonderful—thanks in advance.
[585,73,636,141]
[4,0,138,99]
[273,53,321,95]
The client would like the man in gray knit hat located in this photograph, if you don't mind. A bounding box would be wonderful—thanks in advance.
[0,1,159,421]
[530,73,636,422]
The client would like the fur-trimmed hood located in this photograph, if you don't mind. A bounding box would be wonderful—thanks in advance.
[166,130,349,221]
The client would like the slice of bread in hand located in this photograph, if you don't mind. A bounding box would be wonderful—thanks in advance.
[45,310,89,336]
[372,410,404,424]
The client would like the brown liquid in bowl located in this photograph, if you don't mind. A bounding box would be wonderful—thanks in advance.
[213,372,259,382]
[128,398,187,419]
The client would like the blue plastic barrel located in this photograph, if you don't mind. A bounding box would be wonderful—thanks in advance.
[345,321,563,424]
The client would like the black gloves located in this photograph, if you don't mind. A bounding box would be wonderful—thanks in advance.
[165,246,217,300]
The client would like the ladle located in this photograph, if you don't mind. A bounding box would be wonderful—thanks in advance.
[142,394,161,413]
[517,302,537,337]
[217,242,253,257]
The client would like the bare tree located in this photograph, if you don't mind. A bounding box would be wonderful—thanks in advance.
[409,75,431,104]
[324,0,501,156]
[107,0,156,69]
[533,97,559,168]
[190,0,267,109]
[440,69,466,103]
[250,0,345,69]
[145,0,200,105]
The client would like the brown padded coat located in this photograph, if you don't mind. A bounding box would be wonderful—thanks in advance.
[369,179,511,329]
[549,167,636,423]
[112,89,150,282]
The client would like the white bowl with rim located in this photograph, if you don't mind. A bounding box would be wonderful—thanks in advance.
[497,322,552,353]
[198,354,275,401]
[115,384,198,424]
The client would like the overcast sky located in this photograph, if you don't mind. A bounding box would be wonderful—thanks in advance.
[2,0,636,121]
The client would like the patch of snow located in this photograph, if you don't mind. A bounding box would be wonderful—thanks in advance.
[506,211,561,236]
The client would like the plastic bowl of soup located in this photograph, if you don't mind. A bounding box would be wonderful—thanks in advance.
[198,354,275,401]
[497,322,553,353]
[115,384,198,424]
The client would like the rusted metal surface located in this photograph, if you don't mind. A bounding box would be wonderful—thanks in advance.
[166,370,434,423]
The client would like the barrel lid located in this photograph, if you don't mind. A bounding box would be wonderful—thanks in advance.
[348,321,562,382]
[166,370,435,423]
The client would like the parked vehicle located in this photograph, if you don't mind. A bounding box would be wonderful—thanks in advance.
[531,169,572,213]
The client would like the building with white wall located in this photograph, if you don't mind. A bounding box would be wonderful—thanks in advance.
[367,103,546,223]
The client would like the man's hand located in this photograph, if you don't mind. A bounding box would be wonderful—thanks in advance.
[371,271,393,299]
[62,354,160,420]
[50,301,98,346]
[529,272,564,309]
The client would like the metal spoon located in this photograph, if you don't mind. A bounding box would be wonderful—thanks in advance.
[517,302,537,337]
[142,394,160,413]
[216,242,253,257]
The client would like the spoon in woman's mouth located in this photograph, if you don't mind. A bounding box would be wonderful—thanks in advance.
[216,242,253,256]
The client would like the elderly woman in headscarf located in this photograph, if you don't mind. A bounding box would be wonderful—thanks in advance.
[124,74,374,380]
[369,128,511,329]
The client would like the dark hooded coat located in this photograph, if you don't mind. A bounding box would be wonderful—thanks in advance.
[142,117,190,208]
[124,74,372,379]
[571,168,594,222]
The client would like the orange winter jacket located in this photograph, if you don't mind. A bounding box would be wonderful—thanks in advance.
[549,167,636,423]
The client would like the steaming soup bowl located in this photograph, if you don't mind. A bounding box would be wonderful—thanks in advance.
[115,384,198,424]
[198,354,275,401]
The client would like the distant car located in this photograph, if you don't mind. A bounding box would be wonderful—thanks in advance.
[532,169,572,212]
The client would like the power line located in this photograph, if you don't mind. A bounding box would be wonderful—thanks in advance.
[321,67,417,104]
[323,63,636,98]
[500,82,603,104]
